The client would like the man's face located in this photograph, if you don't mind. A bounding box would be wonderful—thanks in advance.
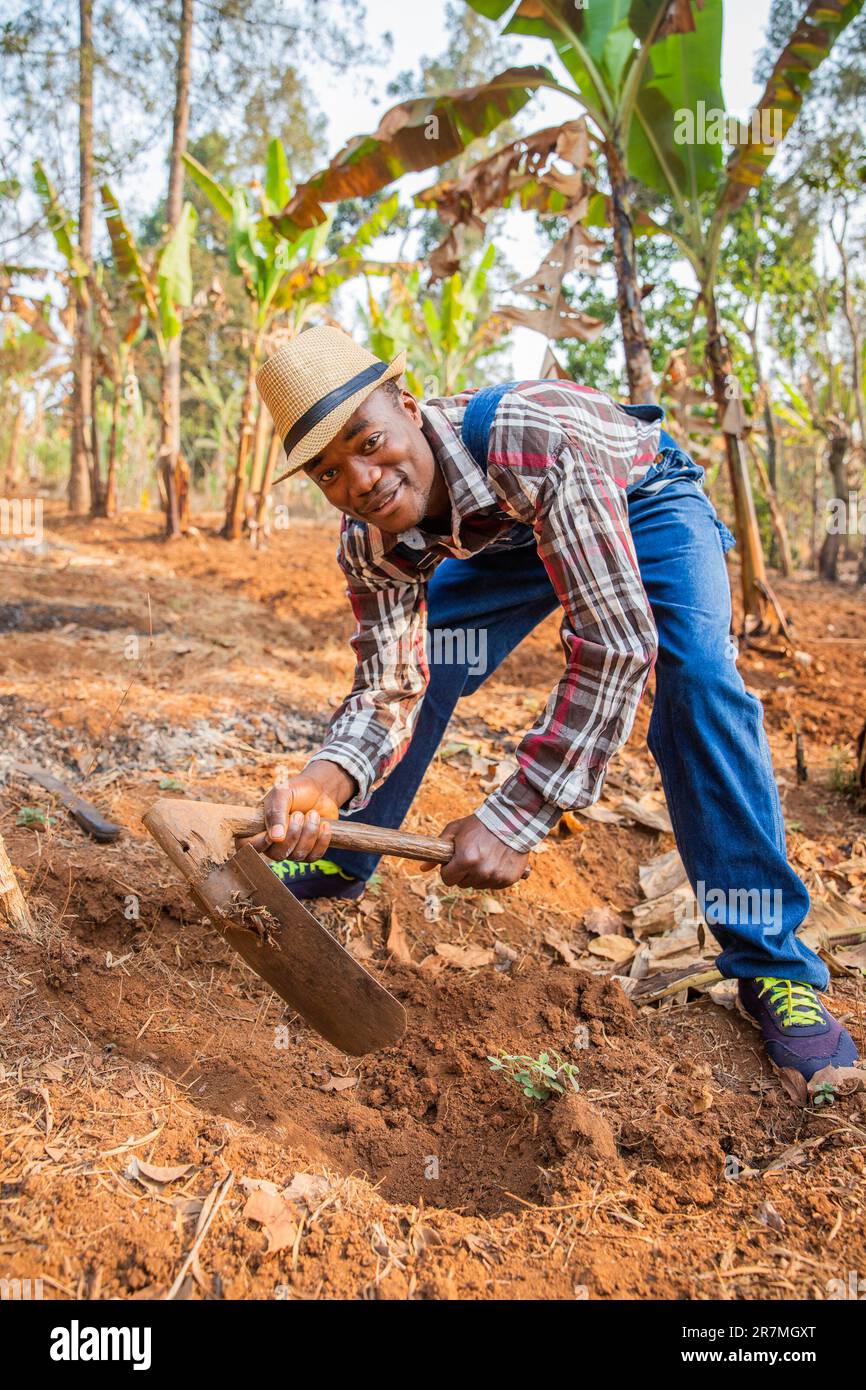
[303,386,450,534]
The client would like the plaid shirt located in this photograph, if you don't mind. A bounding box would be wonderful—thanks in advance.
[308,381,664,853]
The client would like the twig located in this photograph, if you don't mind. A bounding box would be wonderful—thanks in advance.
[165,1171,234,1300]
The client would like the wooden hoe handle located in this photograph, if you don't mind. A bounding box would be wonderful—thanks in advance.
[236,807,454,865]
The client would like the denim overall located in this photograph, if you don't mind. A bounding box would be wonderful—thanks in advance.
[331,383,821,986]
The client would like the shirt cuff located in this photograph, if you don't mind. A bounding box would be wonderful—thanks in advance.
[307,744,376,812]
[475,771,564,853]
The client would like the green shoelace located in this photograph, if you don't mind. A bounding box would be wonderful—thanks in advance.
[269,857,354,883]
[755,976,824,1028]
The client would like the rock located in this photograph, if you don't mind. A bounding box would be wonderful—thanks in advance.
[549,1093,617,1160]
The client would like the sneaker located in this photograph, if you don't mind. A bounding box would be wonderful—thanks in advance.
[267,856,366,901]
[738,976,859,1081]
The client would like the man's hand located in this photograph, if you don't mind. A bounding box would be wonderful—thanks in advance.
[429,814,529,890]
[244,761,356,863]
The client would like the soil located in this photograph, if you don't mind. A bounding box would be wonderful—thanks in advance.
[1,506,865,1301]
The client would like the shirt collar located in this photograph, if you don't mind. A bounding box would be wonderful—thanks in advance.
[361,398,499,563]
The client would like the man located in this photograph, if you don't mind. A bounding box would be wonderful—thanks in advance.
[250,325,858,1083]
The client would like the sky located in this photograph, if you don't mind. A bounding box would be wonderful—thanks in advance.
[313,0,777,378]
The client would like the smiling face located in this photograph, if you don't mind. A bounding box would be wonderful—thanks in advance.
[303,383,451,535]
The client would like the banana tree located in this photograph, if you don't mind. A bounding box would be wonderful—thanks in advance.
[32,161,98,502]
[624,0,863,626]
[282,8,724,403]
[101,185,198,536]
[184,366,244,503]
[360,245,508,396]
[184,137,402,539]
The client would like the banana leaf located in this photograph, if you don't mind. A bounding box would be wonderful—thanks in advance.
[33,161,88,280]
[716,0,863,221]
[280,65,557,229]
[101,185,160,330]
[157,201,197,341]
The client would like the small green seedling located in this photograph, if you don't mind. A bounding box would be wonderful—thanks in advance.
[488,1050,579,1103]
[158,777,184,791]
[812,1081,837,1107]
[16,805,54,829]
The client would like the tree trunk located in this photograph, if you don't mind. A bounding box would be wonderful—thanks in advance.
[89,365,104,514]
[160,0,194,538]
[253,424,282,543]
[746,436,793,577]
[0,831,34,936]
[224,348,258,540]
[607,144,656,405]
[69,0,94,515]
[810,442,821,568]
[818,417,850,581]
[704,291,771,629]
[157,376,190,539]
[104,374,121,518]
[834,221,866,447]
[4,402,24,490]
[248,402,269,496]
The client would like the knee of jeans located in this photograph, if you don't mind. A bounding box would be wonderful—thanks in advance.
[656,638,745,712]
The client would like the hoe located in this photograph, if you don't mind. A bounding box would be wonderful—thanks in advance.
[143,799,455,1056]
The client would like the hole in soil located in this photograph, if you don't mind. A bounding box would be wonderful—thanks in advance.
[51,894,637,1216]
[45,877,776,1222]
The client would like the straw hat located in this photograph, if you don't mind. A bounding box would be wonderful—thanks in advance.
[256,326,407,482]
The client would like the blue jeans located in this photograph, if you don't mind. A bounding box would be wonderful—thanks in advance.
[328,436,825,986]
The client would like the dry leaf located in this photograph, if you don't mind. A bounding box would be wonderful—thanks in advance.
[706,979,739,1009]
[558,811,585,836]
[406,874,433,898]
[479,894,504,915]
[385,905,414,964]
[632,886,697,935]
[579,802,623,825]
[776,1067,809,1105]
[829,943,866,973]
[320,1074,359,1093]
[434,942,496,969]
[493,939,518,970]
[127,1157,193,1186]
[543,927,578,967]
[618,793,673,834]
[583,905,624,935]
[587,934,637,964]
[692,1086,715,1115]
[807,1064,865,1098]
[347,934,375,962]
[639,849,689,900]
[284,1172,331,1207]
[480,757,518,792]
[242,1184,298,1254]
[756,1200,785,1232]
